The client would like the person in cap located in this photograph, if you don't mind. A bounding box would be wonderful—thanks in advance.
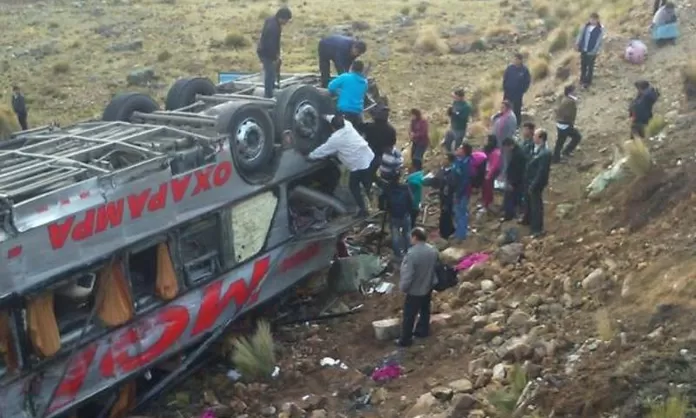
[257,7,292,98]
[318,35,367,88]
[442,89,471,155]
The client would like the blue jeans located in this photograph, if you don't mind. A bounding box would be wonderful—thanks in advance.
[390,215,411,257]
[260,57,276,98]
[411,143,427,165]
[454,196,469,240]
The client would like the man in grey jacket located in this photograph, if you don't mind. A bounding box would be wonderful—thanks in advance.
[397,227,438,347]
[575,12,604,89]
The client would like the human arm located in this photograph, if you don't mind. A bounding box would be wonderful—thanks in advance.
[575,26,583,50]
[327,74,345,95]
[307,134,339,160]
[502,66,512,93]
[399,252,415,293]
[259,19,281,60]
[522,67,531,93]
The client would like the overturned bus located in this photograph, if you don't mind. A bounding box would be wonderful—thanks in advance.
[0,72,384,418]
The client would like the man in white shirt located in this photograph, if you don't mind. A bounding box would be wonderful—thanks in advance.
[308,114,375,217]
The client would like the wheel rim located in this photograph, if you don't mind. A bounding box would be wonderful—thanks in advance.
[235,118,265,163]
[293,101,319,139]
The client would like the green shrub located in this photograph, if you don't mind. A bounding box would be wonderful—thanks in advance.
[224,32,250,49]
[52,62,70,74]
[231,321,276,381]
[645,115,667,138]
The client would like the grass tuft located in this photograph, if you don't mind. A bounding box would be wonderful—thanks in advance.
[645,115,667,138]
[0,106,20,140]
[646,393,690,418]
[595,308,615,341]
[414,27,449,55]
[52,62,70,74]
[429,125,443,149]
[548,28,569,53]
[488,364,528,415]
[231,320,276,382]
[223,31,250,49]
[623,139,652,178]
[157,50,172,62]
[530,59,550,81]
[681,61,696,101]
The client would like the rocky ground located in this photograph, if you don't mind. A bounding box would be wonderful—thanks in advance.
[3,0,696,417]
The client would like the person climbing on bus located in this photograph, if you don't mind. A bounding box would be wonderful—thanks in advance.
[318,35,367,88]
[327,60,368,130]
[307,114,374,218]
[257,7,292,98]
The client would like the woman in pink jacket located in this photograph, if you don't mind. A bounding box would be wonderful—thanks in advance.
[482,136,501,210]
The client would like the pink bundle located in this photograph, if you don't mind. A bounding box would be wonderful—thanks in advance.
[455,252,489,271]
[625,40,647,64]
[200,409,216,418]
[371,364,402,382]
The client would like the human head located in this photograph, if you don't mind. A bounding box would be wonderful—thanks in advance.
[410,227,427,245]
[564,84,576,96]
[276,7,292,24]
[351,60,365,74]
[502,137,515,149]
[446,154,456,165]
[665,1,675,9]
[351,40,367,57]
[461,143,473,157]
[501,99,512,113]
[634,80,650,92]
[373,104,390,122]
[410,108,422,121]
[589,12,599,25]
[533,128,548,145]
[12,85,19,93]
[329,114,345,131]
[522,122,535,139]
[453,88,465,102]
[513,52,523,66]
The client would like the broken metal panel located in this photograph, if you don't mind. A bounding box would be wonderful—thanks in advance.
[327,254,386,294]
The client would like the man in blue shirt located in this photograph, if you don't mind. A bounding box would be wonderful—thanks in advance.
[327,60,368,129]
[318,35,367,88]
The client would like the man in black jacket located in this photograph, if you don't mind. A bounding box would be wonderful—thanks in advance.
[11,85,28,130]
[522,129,552,237]
[318,35,367,88]
[257,7,292,98]
[574,13,604,89]
[362,105,396,182]
[502,53,531,127]
[629,80,660,139]
[501,137,527,221]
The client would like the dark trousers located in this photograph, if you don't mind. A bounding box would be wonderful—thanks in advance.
[411,142,427,166]
[259,56,276,98]
[507,95,523,127]
[318,45,347,88]
[16,112,28,130]
[349,168,371,215]
[554,125,582,160]
[580,53,597,86]
[410,207,420,229]
[631,122,647,139]
[523,188,545,233]
[502,186,523,220]
[400,292,432,344]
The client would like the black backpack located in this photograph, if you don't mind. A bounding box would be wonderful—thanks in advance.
[433,261,458,292]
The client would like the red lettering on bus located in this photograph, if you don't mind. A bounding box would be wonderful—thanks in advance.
[192,255,271,336]
[46,162,233,250]
[280,243,321,273]
[49,343,98,413]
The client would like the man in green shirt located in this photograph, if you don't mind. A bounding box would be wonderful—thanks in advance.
[443,89,472,155]
[406,160,425,229]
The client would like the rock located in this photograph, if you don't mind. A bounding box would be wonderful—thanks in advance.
[621,274,633,298]
[280,402,304,418]
[480,279,496,291]
[473,370,492,388]
[555,203,575,219]
[298,394,327,411]
[648,326,664,340]
[555,65,571,80]
[260,405,276,416]
[492,363,507,381]
[506,309,532,329]
[468,357,487,374]
[457,281,478,299]
[371,387,388,405]
[126,67,156,86]
[107,39,143,52]
[481,322,504,340]
[94,24,121,37]
[525,293,542,307]
[582,268,606,291]
[472,315,488,328]
[523,361,543,379]
[373,318,401,341]
[441,247,467,264]
[309,410,327,418]
[448,378,474,394]
[406,393,437,418]
[460,263,486,281]
[450,394,479,416]
[497,337,533,362]
[431,386,454,401]
[497,243,524,265]
[432,237,449,250]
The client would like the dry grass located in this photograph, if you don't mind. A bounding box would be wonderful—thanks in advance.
[52,61,70,74]
[682,61,696,101]
[623,139,652,177]
[223,31,251,49]
[530,59,550,81]
[595,308,615,341]
[231,320,276,382]
[468,121,487,139]
[646,393,690,418]
[645,115,667,138]
[0,106,19,140]
[429,125,444,149]
[547,28,569,54]
[414,27,449,55]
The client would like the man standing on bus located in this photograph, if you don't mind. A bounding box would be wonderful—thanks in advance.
[327,60,368,129]
[318,35,367,88]
[257,7,292,98]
